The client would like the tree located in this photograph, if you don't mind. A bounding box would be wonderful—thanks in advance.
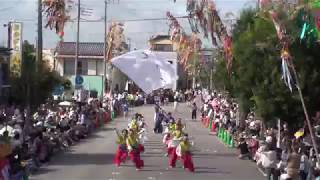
[213,7,320,127]
[10,41,67,108]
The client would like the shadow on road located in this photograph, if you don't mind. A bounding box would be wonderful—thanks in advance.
[31,168,58,175]
[195,170,231,174]
[49,153,114,166]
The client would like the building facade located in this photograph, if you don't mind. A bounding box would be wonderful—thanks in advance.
[55,42,105,97]
[55,42,128,96]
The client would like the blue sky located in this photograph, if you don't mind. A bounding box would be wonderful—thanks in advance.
[0,0,256,49]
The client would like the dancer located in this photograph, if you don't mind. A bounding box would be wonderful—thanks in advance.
[175,119,186,132]
[127,129,144,170]
[162,127,171,157]
[177,134,195,172]
[168,121,184,168]
[137,116,146,153]
[113,129,128,167]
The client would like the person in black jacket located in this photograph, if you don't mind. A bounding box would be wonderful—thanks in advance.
[238,137,250,160]
[154,111,164,134]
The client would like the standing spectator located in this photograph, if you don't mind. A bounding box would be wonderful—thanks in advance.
[262,144,278,180]
[286,146,301,180]
[123,102,129,120]
[299,148,310,180]
[173,92,179,113]
[191,103,197,120]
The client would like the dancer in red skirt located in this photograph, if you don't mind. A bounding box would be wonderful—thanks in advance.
[169,123,184,168]
[178,134,195,172]
[127,129,144,171]
[113,129,128,167]
[162,127,171,157]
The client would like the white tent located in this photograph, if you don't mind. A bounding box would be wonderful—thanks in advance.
[58,101,72,106]
[111,50,177,94]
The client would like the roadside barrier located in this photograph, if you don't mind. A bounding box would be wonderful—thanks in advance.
[217,128,235,148]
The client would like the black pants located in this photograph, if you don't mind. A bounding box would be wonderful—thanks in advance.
[192,110,197,120]
[299,171,307,180]
[154,120,163,133]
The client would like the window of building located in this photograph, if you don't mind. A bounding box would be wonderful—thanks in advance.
[96,61,104,76]
[1,63,9,85]
[77,60,88,75]
[64,59,75,75]
[153,44,173,52]
[64,59,88,75]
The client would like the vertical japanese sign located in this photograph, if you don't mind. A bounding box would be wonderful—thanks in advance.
[9,22,23,76]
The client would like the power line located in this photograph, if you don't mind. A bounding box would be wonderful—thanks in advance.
[0,15,190,23]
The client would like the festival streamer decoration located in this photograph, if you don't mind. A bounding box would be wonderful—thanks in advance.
[295,7,319,45]
[186,0,233,72]
[260,0,320,164]
[106,22,126,61]
[42,0,73,39]
[166,12,202,70]
[269,10,295,92]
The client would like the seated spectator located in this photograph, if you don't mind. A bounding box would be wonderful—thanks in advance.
[238,137,250,160]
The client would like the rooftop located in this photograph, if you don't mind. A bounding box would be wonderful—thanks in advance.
[56,42,104,57]
[0,47,11,56]
[149,35,171,42]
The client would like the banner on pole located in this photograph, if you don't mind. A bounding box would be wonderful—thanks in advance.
[9,22,23,76]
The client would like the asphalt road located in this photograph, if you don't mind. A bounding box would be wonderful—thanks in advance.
[30,103,265,180]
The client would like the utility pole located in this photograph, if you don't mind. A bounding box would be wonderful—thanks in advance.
[103,0,108,97]
[75,0,81,77]
[192,52,197,89]
[37,0,43,72]
[210,68,213,90]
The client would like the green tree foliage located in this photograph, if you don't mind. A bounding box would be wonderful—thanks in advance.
[10,41,67,107]
[213,8,320,126]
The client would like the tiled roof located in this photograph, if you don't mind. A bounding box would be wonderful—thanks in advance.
[56,42,104,57]
[0,47,11,56]
[149,35,171,42]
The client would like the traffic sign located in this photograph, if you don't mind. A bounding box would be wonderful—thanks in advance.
[75,75,84,85]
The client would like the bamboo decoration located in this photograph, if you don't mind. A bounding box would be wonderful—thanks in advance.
[186,0,233,72]
[106,22,126,61]
[166,11,202,70]
[42,0,73,39]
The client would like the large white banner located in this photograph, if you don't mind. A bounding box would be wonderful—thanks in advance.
[9,22,23,76]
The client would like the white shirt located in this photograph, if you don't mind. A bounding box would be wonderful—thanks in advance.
[80,114,86,125]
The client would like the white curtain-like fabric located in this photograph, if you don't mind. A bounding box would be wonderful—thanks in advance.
[111,50,177,94]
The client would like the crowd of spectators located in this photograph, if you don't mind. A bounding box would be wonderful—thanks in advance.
[200,89,320,180]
